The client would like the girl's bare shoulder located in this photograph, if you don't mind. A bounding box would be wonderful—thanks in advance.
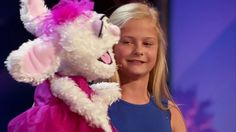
[168,100,187,132]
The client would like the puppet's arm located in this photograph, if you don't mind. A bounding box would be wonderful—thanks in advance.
[90,82,121,106]
[50,77,113,132]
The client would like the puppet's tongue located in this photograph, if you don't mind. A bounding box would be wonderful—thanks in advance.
[100,52,111,64]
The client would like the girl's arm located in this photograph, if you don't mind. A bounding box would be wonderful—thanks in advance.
[168,101,187,132]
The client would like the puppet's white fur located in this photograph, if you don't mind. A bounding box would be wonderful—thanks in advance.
[58,14,118,80]
[20,0,48,34]
[91,82,121,107]
[50,77,120,132]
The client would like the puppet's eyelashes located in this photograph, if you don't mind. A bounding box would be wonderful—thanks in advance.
[92,19,103,37]
[92,15,119,38]
[92,15,108,37]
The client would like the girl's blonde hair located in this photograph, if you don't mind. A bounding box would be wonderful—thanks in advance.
[109,2,173,110]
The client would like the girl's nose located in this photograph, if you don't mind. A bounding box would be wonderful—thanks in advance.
[133,44,144,56]
[134,50,144,56]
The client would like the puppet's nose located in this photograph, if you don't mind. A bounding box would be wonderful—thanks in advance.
[109,25,120,37]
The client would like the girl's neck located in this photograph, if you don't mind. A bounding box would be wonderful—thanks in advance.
[119,74,150,104]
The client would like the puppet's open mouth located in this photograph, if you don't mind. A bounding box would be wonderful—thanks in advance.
[98,52,112,65]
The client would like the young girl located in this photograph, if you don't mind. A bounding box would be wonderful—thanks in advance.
[108,2,186,132]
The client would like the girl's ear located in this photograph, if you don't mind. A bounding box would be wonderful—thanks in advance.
[5,38,61,85]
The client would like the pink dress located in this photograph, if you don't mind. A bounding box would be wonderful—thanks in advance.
[8,76,117,132]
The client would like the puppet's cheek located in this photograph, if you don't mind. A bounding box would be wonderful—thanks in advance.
[109,25,120,37]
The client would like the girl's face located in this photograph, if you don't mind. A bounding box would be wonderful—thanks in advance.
[114,18,158,79]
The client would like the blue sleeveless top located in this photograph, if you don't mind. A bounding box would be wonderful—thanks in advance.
[108,98,172,132]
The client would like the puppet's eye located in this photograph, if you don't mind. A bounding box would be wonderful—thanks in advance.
[92,20,103,38]
[91,14,107,37]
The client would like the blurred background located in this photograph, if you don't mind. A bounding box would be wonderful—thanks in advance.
[0,0,235,132]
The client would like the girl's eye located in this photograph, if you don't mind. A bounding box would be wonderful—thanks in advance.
[123,41,131,44]
[119,40,132,44]
[143,42,153,46]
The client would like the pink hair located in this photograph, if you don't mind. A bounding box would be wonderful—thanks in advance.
[37,0,94,36]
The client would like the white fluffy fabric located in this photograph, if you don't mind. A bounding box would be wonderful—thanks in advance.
[57,12,119,81]
[20,0,48,34]
[50,77,120,132]
[90,82,121,106]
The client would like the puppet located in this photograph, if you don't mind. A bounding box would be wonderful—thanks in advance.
[5,0,120,131]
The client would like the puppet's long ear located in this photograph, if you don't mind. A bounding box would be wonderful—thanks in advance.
[5,38,61,85]
[20,0,48,34]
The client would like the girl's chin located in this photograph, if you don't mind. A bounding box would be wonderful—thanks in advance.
[119,70,150,79]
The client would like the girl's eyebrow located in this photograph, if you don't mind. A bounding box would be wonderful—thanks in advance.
[121,36,156,40]
[121,36,133,39]
[144,38,158,42]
